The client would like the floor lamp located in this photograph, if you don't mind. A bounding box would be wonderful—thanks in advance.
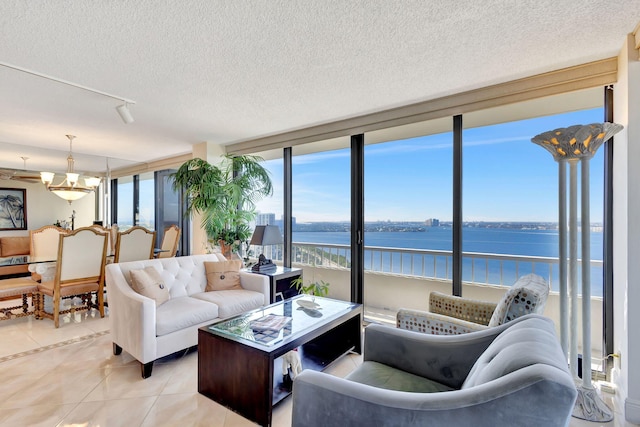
[532,122,622,422]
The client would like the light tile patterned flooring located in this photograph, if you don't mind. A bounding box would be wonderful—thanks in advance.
[0,307,637,426]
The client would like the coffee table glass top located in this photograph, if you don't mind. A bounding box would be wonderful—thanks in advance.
[207,295,359,347]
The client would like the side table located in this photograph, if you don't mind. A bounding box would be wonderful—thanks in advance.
[244,266,302,303]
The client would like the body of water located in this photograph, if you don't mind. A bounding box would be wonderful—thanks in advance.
[292,227,604,296]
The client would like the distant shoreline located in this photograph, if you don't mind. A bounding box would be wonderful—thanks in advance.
[290,221,602,233]
[290,227,605,295]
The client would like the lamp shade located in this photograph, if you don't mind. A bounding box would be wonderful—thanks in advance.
[531,122,623,161]
[84,176,102,188]
[50,188,91,201]
[66,172,79,186]
[250,225,282,246]
[40,171,55,184]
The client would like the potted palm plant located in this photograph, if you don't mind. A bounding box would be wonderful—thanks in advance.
[170,154,273,258]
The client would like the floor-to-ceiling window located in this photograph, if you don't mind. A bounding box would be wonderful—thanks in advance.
[363,118,453,321]
[237,86,610,368]
[155,169,184,255]
[252,155,284,261]
[462,116,562,287]
[112,170,182,254]
[462,107,604,288]
[290,139,351,301]
[138,172,155,230]
[115,176,134,230]
[462,90,605,362]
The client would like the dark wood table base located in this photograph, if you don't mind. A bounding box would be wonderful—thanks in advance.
[198,305,362,427]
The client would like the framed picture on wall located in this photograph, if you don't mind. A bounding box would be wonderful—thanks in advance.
[0,188,27,230]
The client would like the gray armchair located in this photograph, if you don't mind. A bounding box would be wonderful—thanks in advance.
[292,314,576,427]
[397,273,550,335]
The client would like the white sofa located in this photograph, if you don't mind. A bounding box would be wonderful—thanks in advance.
[105,254,270,378]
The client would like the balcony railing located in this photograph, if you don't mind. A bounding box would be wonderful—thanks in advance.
[262,242,604,295]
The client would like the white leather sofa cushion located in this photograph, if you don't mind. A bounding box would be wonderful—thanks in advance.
[156,296,219,336]
[192,289,265,318]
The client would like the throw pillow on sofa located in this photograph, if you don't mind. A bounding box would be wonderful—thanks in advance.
[130,266,170,306]
[205,260,243,291]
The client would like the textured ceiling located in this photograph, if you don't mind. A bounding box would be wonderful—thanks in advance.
[0,0,639,174]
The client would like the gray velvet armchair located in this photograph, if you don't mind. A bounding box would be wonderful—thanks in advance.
[292,314,576,427]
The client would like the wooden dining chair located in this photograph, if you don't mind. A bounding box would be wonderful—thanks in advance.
[114,226,156,263]
[89,224,118,262]
[28,225,68,282]
[36,227,108,328]
[89,224,119,307]
[109,224,119,256]
[29,225,68,260]
[156,225,181,258]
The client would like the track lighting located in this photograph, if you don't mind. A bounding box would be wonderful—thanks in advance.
[0,62,136,124]
[116,103,135,124]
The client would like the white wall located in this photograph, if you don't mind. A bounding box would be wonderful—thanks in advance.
[613,34,640,423]
[0,180,96,237]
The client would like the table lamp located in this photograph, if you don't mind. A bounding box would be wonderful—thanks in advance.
[249,225,282,272]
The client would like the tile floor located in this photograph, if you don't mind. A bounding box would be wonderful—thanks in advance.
[0,307,637,427]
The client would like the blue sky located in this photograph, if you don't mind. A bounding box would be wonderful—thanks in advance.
[257,107,606,223]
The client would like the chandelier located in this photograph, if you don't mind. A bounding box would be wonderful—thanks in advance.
[40,135,101,204]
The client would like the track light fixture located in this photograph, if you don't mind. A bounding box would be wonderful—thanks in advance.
[0,62,136,125]
[116,103,135,124]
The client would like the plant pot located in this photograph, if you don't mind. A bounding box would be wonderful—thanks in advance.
[218,240,233,259]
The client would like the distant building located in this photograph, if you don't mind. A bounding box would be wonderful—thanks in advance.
[280,215,296,229]
[256,213,276,226]
[255,212,296,230]
[425,218,440,227]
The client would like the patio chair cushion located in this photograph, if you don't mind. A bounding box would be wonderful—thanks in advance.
[130,266,170,306]
[487,273,549,327]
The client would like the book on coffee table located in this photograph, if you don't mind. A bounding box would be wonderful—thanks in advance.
[250,314,292,332]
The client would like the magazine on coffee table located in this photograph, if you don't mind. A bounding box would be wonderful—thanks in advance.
[250,314,292,332]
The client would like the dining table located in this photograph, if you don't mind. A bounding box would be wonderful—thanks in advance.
[1,249,168,277]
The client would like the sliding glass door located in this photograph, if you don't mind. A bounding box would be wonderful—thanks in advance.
[363,118,453,322]
[290,139,352,302]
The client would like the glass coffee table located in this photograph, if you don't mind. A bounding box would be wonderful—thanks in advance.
[198,294,362,427]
